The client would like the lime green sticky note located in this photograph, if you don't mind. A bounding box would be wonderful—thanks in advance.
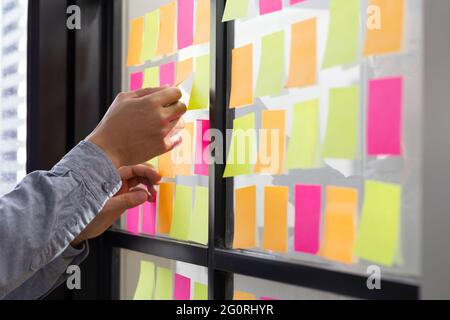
[255,31,285,98]
[285,99,320,170]
[321,86,359,159]
[141,10,160,62]
[188,186,209,245]
[222,0,249,22]
[322,0,360,69]
[154,267,173,300]
[223,113,256,177]
[193,282,208,300]
[147,157,159,169]
[355,180,402,266]
[143,66,160,88]
[188,54,210,110]
[133,261,155,300]
[170,185,193,241]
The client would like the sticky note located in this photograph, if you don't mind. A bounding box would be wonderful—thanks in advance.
[322,0,360,68]
[154,267,173,300]
[355,180,402,266]
[364,0,404,55]
[194,119,210,176]
[188,186,209,245]
[126,206,140,235]
[142,199,156,236]
[285,99,320,169]
[147,157,159,170]
[170,185,193,241]
[175,58,193,85]
[174,273,191,300]
[230,44,253,108]
[141,10,159,62]
[143,66,160,88]
[158,182,175,234]
[174,122,194,176]
[259,0,282,15]
[286,18,317,88]
[260,297,279,300]
[130,72,143,91]
[255,110,286,175]
[234,291,256,300]
[193,282,208,300]
[193,0,210,44]
[127,17,144,66]
[262,186,288,253]
[255,31,285,97]
[133,261,155,300]
[367,77,403,156]
[223,113,256,177]
[156,2,177,56]
[177,0,194,50]
[159,150,175,178]
[294,185,321,254]
[188,54,210,110]
[320,186,358,264]
[290,0,306,4]
[160,62,175,87]
[321,86,359,159]
[222,0,249,22]
[233,186,257,249]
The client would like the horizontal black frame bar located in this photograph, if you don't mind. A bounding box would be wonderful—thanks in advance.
[214,249,419,300]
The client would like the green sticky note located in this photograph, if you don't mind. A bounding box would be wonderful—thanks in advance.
[321,86,359,159]
[223,113,256,177]
[141,10,160,62]
[222,0,249,22]
[170,185,193,241]
[133,261,155,300]
[193,282,208,300]
[255,31,285,98]
[154,267,173,300]
[355,180,402,266]
[322,0,360,69]
[285,99,320,169]
[143,66,160,88]
[188,186,209,245]
[188,54,210,110]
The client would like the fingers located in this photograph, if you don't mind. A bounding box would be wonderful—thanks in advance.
[119,164,162,184]
[103,190,149,217]
[132,87,166,98]
[140,87,182,108]
[164,101,188,122]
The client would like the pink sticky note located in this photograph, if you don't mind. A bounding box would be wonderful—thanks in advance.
[294,185,321,254]
[194,119,210,176]
[260,297,279,300]
[290,0,305,5]
[367,77,403,156]
[142,199,156,236]
[130,72,143,91]
[126,206,140,235]
[160,62,175,87]
[177,0,194,50]
[174,273,191,300]
[259,0,283,15]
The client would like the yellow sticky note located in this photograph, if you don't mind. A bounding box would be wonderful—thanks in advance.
[188,186,209,245]
[230,44,253,108]
[154,267,173,300]
[170,185,192,241]
[193,282,208,300]
[158,182,175,234]
[141,10,159,62]
[262,186,288,253]
[234,291,256,300]
[222,0,249,22]
[127,17,144,67]
[133,261,155,300]
[233,186,257,249]
[174,122,194,176]
[143,66,160,88]
[255,110,286,175]
[147,157,159,170]
[193,0,210,44]
[355,180,402,266]
[156,2,177,56]
[159,150,175,178]
[286,18,317,88]
[364,0,404,55]
[175,58,193,86]
[188,54,210,110]
[320,186,358,264]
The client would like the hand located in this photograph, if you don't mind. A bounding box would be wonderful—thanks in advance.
[70,164,161,247]
[87,87,187,168]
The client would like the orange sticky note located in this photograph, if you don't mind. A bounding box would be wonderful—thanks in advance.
[158,182,175,234]
[286,18,317,88]
[174,122,194,176]
[233,186,257,249]
[255,110,286,175]
[262,186,288,253]
[234,291,256,300]
[127,17,144,67]
[156,2,177,56]
[320,186,358,264]
[159,150,175,178]
[175,58,193,85]
[193,0,211,45]
[229,44,253,108]
[363,0,404,55]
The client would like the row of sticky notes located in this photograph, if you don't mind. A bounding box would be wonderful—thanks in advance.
[233,180,402,266]
[133,261,208,300]
[127,0,210,67]
[223,0,306,21]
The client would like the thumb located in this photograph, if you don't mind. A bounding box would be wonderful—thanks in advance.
[107,190,148,213]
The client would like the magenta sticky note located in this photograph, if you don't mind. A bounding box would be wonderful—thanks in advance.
[174,273,191,300]
[260,297,279,300]
[160,62,175,87]
[130,72,143,91]
[290,0,305,5]
[177,0,194,50]
[259,0,283,15]
[194,119,210,176]
[142,199,156,236]
[367,77,403,156]
[126,206,140,235]
[294,185,322,254]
